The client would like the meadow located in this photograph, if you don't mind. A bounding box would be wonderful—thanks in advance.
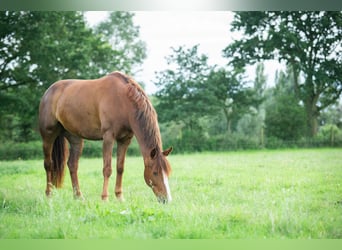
[0,149,341,239]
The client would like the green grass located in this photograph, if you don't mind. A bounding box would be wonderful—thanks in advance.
[0,149,341,238]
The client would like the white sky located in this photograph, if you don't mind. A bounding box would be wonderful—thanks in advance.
[85,11,284,94]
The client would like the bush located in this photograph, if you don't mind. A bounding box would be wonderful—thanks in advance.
[0,138,142,161]
[316,124,342,147]
[70,138,141,158]
[208,133,261,151]
[0,141,42,160]
[163,132,262,153]
[265,93,306,141]
[265,136,287,149]
[1,129,341,161]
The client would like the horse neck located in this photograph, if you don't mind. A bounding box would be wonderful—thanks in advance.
[130,114,162,159]
[121,72,162,159]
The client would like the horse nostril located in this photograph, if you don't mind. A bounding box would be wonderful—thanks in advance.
[157,196,168,204]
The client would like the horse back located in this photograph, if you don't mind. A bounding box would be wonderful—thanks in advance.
[40,75,132,140]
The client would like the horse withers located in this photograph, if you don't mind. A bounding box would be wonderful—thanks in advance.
[38,71,173,203]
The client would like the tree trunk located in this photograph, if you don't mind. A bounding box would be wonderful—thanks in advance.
[223,108,232,134]
[303,72,320,138]
[305,101,319,137]
[307,112,319,137]
[291,63,301,101]
[260,125,265,148]
[330,125,335,147]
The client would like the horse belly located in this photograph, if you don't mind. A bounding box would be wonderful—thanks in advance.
[57,100,103,140]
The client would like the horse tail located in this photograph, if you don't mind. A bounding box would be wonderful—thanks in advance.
[51,135,68,188]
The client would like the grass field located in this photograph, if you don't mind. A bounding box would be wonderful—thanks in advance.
[0,148,341,239]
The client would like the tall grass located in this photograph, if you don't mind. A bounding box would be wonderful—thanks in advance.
[0,149,341,238]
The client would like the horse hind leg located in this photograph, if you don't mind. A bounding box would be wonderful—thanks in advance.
[42,138,54,196]
[65,133,84,199]
[42,131,67,196]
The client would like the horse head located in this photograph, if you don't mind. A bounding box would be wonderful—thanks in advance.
[144,146,173,203]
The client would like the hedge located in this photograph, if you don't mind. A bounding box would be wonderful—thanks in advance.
[0,139,141,161]
[0,133,341,161]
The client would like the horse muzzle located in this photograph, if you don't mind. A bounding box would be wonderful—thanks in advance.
[157,195,171,204]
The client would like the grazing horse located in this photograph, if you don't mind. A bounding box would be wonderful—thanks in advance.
[38,71,173,203]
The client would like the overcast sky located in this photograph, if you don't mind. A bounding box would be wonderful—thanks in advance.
[85,11,284,94]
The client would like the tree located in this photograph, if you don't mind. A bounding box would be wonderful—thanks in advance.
[155,45,262,137]
[237,63,267,144]
[319,101,342,129]
[254,63,267,100]
[224,11,342,137]
[205,67,260,133]
[1,12,110,141]
[0,11,146,141]
[265,68,306,141]
[94,11,147,75]
[154,45,212,130]
[0,12,113,91]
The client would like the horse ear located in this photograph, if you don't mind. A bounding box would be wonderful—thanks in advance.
[163,146,173,156]
[150,148,158,159]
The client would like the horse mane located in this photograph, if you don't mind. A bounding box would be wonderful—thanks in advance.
[109,72,170,174]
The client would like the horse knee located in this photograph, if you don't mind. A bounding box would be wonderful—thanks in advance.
[44,159,52,171]
[67,157,77,172]
[117,167,124,175]
[103,166,112,178]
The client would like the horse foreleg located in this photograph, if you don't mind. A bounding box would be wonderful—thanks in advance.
[115,137,132,201]
[67,136,84,199]
[101,134,114,201]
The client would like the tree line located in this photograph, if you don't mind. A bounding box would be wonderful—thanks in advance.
[0,11,341,159]
[154,11,342,152]
[154,46,342,152]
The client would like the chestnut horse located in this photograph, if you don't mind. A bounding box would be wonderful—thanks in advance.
[39,71,173,203]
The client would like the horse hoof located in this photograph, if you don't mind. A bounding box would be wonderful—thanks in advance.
[117,196,125,202]
[74,194,84,201]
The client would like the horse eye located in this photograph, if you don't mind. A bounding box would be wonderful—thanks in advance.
[153,171,158,176]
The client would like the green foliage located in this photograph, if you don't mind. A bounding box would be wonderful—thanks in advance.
[0,11,146,142]
[155,45,212,128]
[1,12,109,89]
[264,69,306,141]
[206,67,261,133]
[224,11,342,136]
[1,11,341,153]
[94,11,147,75]
[319,102,342,129]
[4,132,341,161]
[316,124,342,147]
[265,93,306,141]
[0,139,141,161]
[0,141,42,160]
[154,45,263,151]
[1,149,341,238]
[82,139,141,158]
